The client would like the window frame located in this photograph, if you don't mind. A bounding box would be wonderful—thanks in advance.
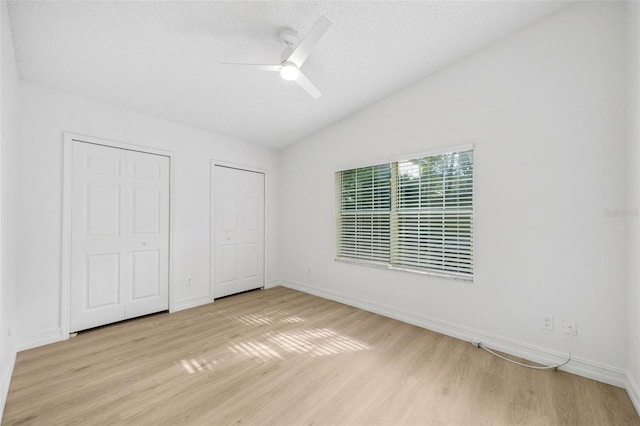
[334,144,474,282]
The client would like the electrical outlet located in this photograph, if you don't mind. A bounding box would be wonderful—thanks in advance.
[186,277,192,287]
[541,313,554,330]
[562,319,577,335]
[307,268,311,276]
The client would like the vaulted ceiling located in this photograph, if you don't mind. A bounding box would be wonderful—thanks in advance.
[7,1,568,148]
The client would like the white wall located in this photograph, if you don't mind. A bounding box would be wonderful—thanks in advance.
[279,2,629,385]
[627,0,640,413]
[15,82,280,349]
[0,0,19,417]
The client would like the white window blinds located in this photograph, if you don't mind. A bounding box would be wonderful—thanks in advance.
[394,150,473,278]
[336,164,391,263]
[335,147,474,281]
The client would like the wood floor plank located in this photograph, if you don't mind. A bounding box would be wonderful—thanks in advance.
[3,287,638,425]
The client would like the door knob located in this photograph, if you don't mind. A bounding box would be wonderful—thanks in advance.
[142,241,148,246]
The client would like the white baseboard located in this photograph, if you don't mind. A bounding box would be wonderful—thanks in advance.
[16,328,62,352]
[265,279,279,289]
[172,295,212,312]
[0,347,16,424]
[627,373,640,416]
[280,279,628,389]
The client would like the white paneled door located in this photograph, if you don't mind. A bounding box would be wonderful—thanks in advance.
[70,142,169,332]
[213,166,264,299]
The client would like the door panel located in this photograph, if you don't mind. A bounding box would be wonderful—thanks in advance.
[132,161,161,180]
[244,198,258,230]
[222,195,238,231]
[131,250,160,300]
[70,142,169,332]
[221,244,238,283]
[242,242,259,278]
[133,187,160,234]
[213,166,264,298]
[86,155,122,176]
[87,184,120,236]
[85,254,120,309]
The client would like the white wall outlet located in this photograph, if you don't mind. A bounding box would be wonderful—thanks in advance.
[186,277,192,287]
[541,313,553,330]
[307,268,311,276]
[562,319,577,335]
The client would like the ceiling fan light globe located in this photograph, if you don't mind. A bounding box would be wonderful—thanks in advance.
[280,62,299,81]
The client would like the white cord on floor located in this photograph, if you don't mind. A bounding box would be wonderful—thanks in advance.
[476,335,572,370]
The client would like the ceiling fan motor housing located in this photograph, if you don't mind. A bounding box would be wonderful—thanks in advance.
[279,29,298,62]
[279,28,299,46]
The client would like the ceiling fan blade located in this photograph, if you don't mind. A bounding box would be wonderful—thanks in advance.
[286,16,331,68]
[220,63,281,72]
[294,72,322,99]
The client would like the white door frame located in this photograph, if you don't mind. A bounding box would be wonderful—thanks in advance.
[209,160,267,301]
[61,132,175,339]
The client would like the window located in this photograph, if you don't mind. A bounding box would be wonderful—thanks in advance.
[335,147,473,281]
[335,164,391,264]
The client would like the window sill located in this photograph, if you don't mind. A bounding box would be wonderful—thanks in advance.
[334,258,473,283]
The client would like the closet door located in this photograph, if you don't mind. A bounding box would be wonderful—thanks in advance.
[69,142,169,332]
[124,150,170,319]
[213,165,264,299]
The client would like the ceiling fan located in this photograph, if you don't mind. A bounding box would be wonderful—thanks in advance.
[221,16,331,99]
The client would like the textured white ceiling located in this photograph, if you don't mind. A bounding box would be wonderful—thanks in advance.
[7,1,568,148]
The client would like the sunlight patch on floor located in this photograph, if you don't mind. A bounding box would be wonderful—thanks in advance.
[178,325,371,374]
[227,310,306,326]
[268,328,372,357]
[180,357,218,374]
[280,315,305,323]
[229,339,284,361]
[227,313,273,326]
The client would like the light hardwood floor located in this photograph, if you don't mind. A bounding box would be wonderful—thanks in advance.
[3,287,639,425]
